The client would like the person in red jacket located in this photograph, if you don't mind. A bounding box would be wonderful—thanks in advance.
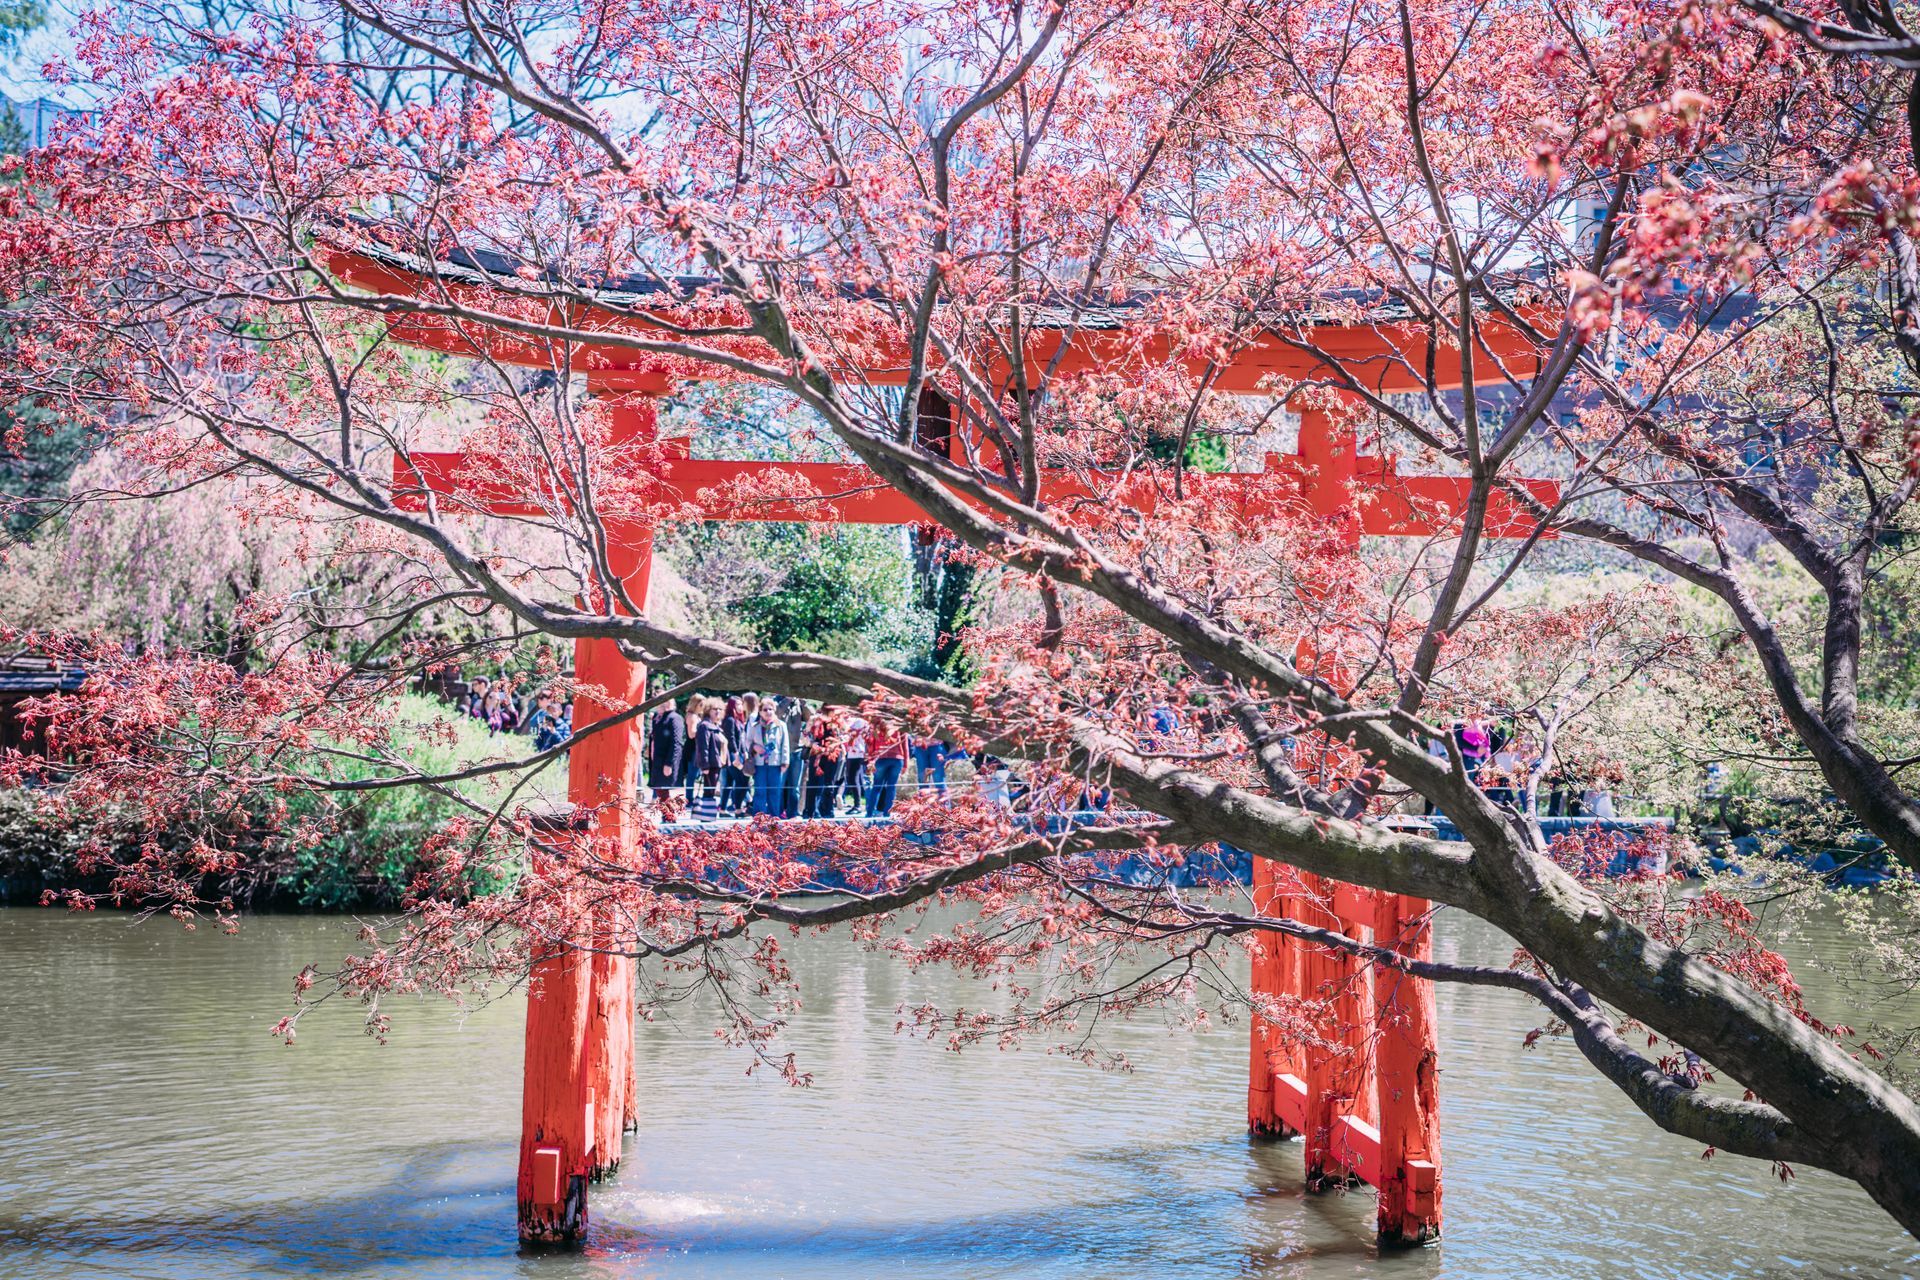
[864,716,909,817]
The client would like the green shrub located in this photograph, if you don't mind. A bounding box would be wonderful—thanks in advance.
[277,694,546,908]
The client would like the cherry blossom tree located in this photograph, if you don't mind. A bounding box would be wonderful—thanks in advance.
[6,0,1920,1239]
[1396,0,1920,882]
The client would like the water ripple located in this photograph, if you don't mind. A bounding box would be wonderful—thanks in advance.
[0,907,1913,1279]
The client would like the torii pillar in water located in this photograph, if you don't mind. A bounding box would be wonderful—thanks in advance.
[332,240,1551,1249]
[1245,401,1444,1245]
[518,393,658,1242]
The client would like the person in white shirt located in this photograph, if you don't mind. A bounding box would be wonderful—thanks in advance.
[743,700,791,817]
[975,753,1012,809]
[841,713,870,814]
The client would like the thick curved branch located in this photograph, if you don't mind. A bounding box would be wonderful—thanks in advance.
[640,820,1191,948]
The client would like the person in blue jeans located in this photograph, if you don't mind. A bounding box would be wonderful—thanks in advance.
[911,736,951,798]
[864,716,908,816]
[745,699,790,816]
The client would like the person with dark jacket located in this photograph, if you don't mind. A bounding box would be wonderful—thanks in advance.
[803,712,843,818]
[523,688,570,752]
[680,693,708,806]
[1454,717,1492,786]
[692,701,729,821]
[779,696,808,818]
[646,699,687,803]
[464,675,491,723]
[721,695,753,815]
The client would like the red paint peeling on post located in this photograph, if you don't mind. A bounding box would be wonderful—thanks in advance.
[1373,892,1444,1245]
[516,917,594,1241]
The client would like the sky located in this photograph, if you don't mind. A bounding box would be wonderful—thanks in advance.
[2,0,75,106]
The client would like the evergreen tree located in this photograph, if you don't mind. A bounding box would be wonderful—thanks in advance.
[0,1,83,541]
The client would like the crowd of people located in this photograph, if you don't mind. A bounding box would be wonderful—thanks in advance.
[455,676,575,752]
[1433,715,1621,818]
[643,693,973,821]
[455,677,1626,824]
[454,677,979,821]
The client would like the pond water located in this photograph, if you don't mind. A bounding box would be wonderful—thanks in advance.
[0,904,1914,1279]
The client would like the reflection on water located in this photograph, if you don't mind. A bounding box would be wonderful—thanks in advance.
[0,905,1914,1279]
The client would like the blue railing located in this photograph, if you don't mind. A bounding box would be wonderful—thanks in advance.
[655,810,1681,886]
[1706,833,1895,888]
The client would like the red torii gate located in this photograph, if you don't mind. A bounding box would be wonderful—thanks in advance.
[330,249,1554,1247]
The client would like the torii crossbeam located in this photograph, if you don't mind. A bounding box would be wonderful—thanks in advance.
[331,247,1556,1248]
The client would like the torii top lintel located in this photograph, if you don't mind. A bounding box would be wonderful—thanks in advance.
[326,250,1544,397]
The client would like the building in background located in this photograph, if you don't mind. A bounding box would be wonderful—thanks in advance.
[1,94,81,150]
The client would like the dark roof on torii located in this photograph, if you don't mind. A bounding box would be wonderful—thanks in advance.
[326,237,1544,393]
[337,236,1452,329]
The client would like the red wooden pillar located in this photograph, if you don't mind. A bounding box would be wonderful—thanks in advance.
[516,879,596,1242]
[1372,892,1443,1244]
[517,394,656,1243]
[1321,885,1378,1188]
[1251,395,1374,1143]
[1248,859,1300,1136]
[1247,858,1277,1133]
[1293,394,1441,1236]
[1296,874,1346,1187]
[1253,395,1360,1143]
[581,621,646,1182]
[589,394,658,1174]
[1297,400,1360,536]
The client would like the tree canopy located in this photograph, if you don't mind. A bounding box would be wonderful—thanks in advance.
[5,0,1920,1241]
